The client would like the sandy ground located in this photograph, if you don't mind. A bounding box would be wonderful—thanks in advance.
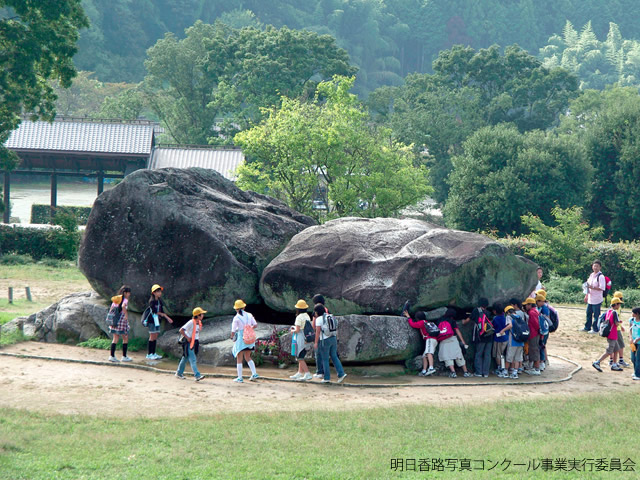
[1,306,638,418]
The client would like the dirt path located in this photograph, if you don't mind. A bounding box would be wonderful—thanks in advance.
[1,307,638,418]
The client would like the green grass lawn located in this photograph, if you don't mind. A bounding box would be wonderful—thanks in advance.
[1,391,638,479]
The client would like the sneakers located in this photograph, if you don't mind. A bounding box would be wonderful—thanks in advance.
[531,369,541,376]
[337,374,347,383]
[587,330,598,334]
[175,372,185,379]
[418,370,427,377]
[321,379,331,383]
[249,374,259,381]
[611,364,623,371]
[195,375,205,382]
[497,371,508,378]
[509,372,519,379]
[448,372,457,378]
[121,356,132,362]
[290,372,302,380]
[301,373,313,381]
[463,372,472,378]
[425,367,436,376]
[592,361,603,372]
[483,374,489,378]
[145,354,154,359]
[619,359,631,368]
[633,375,640,380]
[579,328,590,332]
[233,377,243,383]
[313,373,323,378]
[539,361,545,371]
[473,373,483,377]
[152,353,163,360]
[108,356,119,362]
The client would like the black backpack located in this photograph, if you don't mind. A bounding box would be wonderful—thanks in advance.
[548,306,560,333]
[424,321,441,338]
[303,319,316,343]
[598,311,612,337]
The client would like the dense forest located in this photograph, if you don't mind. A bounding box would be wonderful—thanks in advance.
[76,0,640,94]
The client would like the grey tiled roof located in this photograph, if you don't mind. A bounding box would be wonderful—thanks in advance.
[5,118,157,155]
[148,146,245,181]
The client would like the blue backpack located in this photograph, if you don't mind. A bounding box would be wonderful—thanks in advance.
[538,313,550,336]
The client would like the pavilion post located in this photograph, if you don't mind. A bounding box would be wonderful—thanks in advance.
[2,170,9,224]
[50,172,57,223]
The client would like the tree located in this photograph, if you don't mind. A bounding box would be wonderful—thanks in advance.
[369,44,578,203]
[235,76,431,221]
[580,92,640,240]
[520,206,603,277]
[143,21,356,145]
[443,124,591,235]
[0,0,88,169]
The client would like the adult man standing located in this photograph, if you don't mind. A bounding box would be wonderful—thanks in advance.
[582,260,607,333]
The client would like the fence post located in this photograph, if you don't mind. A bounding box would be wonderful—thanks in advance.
[8,287,13,304]
[26,286,32,302]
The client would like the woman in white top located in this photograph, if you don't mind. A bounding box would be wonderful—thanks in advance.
[289,299,313,381]
[230,299,259,383]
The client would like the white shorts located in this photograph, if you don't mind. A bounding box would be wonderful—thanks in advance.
[444,357,466,368]
[423,338,438,356]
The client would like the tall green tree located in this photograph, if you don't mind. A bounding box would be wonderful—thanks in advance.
[143,21,355,144]
[443,124,590,235]
[0,0,88,170]
[580,92,640,240]
[235,76,431,221]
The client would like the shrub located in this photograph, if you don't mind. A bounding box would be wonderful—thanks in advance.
[77,336,147,352]
[31,205,92,225]
[0,253,34,265]
[0,222,81,261]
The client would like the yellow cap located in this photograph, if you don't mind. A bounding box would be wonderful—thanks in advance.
[523,297,536,305]
[111,295,123,304]
[295,299,309,309]
[234,299,246,310]
[504,305,514,313]
[192,307,207,317]
[151,284,163,293]
[536,289,547,297]
[535,294,546,301]
[611,297,623,305]
[613,291,623,299]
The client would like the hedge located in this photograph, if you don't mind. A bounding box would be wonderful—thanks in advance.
[0,224,81,260]
[499,237,640,290]
[31,205,92,225]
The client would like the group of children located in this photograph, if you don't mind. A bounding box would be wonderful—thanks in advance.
[404,289,557,379]
[592,291,640,380]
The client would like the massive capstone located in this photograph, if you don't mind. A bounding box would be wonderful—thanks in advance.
[79,168,315,316]
[260,217,537,314]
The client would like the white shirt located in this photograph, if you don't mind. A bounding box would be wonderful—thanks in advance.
[181,319,200,341]
[231,311,256,332]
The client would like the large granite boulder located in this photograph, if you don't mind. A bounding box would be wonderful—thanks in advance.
[260,217,537,314]
[157,319,289,366]
[279,311,445,364]
[1,291,149,343]
[79,168,315,316]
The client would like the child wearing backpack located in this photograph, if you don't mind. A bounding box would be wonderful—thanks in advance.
[404,310,440,376]
[471,298,494,377]
[175,307,206,382]
[145,284,174,360]
[289,299,313,381]
[491,303,509,378]
[311,294,328,379]
[108,286,132,362]
[313,303,347,384]
[592,297,624,372]
[504,303,527,379]
[629,307,640,381]
[230,299,259,383]
[523,298,542,375]
[437,308,472,378]
[611,292,631,368]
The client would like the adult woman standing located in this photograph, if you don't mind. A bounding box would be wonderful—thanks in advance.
[109,286,132,362]
[230,299,259,383]
[146,284,173,360]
